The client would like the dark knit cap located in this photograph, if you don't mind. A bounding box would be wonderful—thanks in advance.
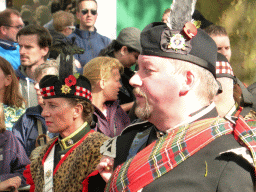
[140,22,218,78]
[39,54,92,102]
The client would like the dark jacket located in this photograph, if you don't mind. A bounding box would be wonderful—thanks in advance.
[142,134,254,192]
[0,130,30,186]
[12,105,56,157]
[93,100,130,138]
[68,26,111,74]
[104,105,255,191]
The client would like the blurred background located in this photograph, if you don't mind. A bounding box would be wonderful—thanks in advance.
[5,0,256,85]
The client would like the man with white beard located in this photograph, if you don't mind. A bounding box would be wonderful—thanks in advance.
[97,0,256,190]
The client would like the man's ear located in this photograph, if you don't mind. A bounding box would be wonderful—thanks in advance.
[0,26,7,36]
[4,75,12,87]
[120,46,128,56]
[41,47,49,58]
[179,71,194,96]
[73,103,83,119]
[99,79,105,90]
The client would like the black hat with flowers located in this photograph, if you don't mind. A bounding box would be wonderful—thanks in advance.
[39,53,92,102]
[140,0,217,78]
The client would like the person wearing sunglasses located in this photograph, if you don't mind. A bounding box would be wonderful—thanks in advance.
[0,9,24,70]
[68,0,111,74]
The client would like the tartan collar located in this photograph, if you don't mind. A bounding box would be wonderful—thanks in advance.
[107,114,256,192]
[106,117,233,191]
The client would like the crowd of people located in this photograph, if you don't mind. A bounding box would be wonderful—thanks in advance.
[0,0,256,191]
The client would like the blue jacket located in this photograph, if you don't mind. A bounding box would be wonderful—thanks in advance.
[12,105,56,157]
[68,26,111,74]
[0,39,20,70]
[0,130,30,186]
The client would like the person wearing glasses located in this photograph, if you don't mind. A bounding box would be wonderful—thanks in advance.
[0,8,24,70]
[49,10,76,59]
[68,0,111,74]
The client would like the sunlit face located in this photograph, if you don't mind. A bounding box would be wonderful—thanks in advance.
[34,75,42,106]
[18,34,48,67]
[41,98,76,137]
[76,1,98,31]
[18,35,49,67]
[211,35,232,62]
[3,14,24,42]
[103,68,122,101]
[129,55,182,120]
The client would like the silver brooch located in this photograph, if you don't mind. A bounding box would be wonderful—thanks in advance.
[168,34,186,51]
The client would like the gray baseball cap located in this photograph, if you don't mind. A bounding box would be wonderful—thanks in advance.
[116,27,142,53]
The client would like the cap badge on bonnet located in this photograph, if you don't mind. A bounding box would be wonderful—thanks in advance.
[61,75,77,94]
[140,0,218,78]
[40,53,92,102]
[167,22,198,51]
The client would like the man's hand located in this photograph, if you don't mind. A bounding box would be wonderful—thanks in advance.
[96,156,114,183]
[0,176,21,192]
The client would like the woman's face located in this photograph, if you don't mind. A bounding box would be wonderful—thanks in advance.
[34,74,43,106]
[103,68,122,101]
[41,97,76,137]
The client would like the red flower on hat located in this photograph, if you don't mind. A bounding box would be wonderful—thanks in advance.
[183,22,197,39]
[65,75,77,87]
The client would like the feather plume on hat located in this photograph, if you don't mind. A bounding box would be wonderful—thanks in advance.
[167,0,197,30]
[39,52,92,102]
[59,53,73,83]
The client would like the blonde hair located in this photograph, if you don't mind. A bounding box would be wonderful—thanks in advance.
[53,10,75,32]
[83,56,123,90]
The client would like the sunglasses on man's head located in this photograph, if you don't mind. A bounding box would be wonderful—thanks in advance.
[81,9,97,15]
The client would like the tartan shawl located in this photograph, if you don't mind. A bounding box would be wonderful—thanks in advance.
[105,116,256,192]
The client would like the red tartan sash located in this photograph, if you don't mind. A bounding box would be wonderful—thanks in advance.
[105,116,256,192]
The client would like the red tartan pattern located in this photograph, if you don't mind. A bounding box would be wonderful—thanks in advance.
[40,86,55,97]
[75,86,92,101]
[106,116,256,192]
[216,61,234,76]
